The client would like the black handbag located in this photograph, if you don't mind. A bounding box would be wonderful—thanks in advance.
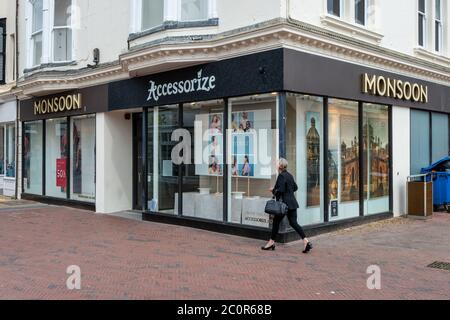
[265,198,288,217]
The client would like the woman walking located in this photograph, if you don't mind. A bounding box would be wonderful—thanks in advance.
[262,158,313,254]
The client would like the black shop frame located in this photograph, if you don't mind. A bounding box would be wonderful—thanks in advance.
[21,115,97,210]
[141,92,394,241]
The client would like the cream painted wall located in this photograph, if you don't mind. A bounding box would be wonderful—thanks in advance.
[96,111,133,214]
[392,106,411,217]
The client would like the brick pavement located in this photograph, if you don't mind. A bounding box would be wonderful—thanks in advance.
[0,205,449,300]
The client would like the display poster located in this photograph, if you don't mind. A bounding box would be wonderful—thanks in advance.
[368,117,389,198]
[306,112,321,207]
[330,200,339,217]
[56,158,67,188]
[340,116,359,202]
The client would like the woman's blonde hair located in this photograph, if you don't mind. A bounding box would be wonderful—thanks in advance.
[278,158,288,171]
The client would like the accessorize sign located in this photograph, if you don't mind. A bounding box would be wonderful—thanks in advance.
[146,69,216,102]
[34,93,82,115]
[362,73,428,103]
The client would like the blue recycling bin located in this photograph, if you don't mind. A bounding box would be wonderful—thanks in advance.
[421,156,450,210]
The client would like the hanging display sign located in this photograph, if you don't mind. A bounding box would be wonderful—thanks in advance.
[56,158,67,188]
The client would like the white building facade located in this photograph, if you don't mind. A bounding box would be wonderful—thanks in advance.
[11,0,450,240]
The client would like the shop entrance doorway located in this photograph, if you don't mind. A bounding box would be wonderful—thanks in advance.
[132,113,144,210]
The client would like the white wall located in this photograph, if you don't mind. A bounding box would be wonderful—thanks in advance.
[0,100,16,122]
[96,111,133,213]
[392,106,411,217]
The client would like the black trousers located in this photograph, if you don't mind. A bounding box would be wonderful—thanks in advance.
[271,209,306,241]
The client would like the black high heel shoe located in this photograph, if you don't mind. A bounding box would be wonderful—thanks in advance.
[302,242,313,254]
[261,244,276,251]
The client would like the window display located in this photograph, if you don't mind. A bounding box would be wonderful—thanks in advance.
[363,104,390,215]
[227,94,278,228]
[70,115,96,202]
[286,94,324,226]
[328,98,360,221]
[24,121,43,195]
[182,100,224,221]
[5,124,15,178]
[45,118,68,199]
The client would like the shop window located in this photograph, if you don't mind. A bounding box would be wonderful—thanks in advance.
[45,118,68,199]
[23,121,43,195]
[286,94,325,226]
[328,0,342,17]
[53,0,72,62]
[142,0,164,31]
[5,124,15,178]
[147,105,179,214]
[31,0,43,66]
[431,112,449,163]
[70,115,96,203]
[181,0,208,21]
[410,110,430,174]
[181,100,224,222]
[363,104,390,215]
[227,94,278,228]
[328,98,360,221]
[418,0,426,47]
[0,126,4,175]
[0,18,6,84]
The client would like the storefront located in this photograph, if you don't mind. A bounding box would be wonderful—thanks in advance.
[20,85,108,208]
[0,100,16,197]
[20,48,450,241]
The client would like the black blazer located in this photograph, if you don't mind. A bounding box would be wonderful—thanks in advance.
[272,171,299,210]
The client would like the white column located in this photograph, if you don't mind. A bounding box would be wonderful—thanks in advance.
[208,0,218,19]
[165,0,178,21]
[41,0,51,64]
[392,106,411,217]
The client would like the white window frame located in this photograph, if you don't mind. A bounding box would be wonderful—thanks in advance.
[434,0,443,53]
[26,0,75,68]
[50,0,74,63]
[327,0,344,18]
[131,0,217,34]
[418,0,427,48]
[354,0,369,26]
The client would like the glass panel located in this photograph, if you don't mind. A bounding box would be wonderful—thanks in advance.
[363,104,390,215]
[71,115,96,203]
[45,118,68,199]
[328,0,341,16]
[435,21,441,52]
[33,32,43,66]
[181,0,208,21]
[53,28,72,61]
[435,0,441,19]
[431,113,449,163]
[32,0,43,33]
[181,100,224,222]
[5,124,15,178]
[419,0,426,13]
[54,0,71,26]
[418,14,425,46]
[227,94,278,228]
[286,94,324,226]
[0,126,4,175]
[328,98,359,221]
[23,121,43,195]
[355,0,366,25]
[147,105,179,214]
[410,110,430,174]
[142,0,164,30]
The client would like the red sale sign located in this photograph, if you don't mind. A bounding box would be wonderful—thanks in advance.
[56,158,67,188]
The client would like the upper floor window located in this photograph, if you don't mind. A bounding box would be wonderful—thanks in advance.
[28,0,73,68]
[355,0,367,25]
[31,0,43,66]
[53,0,72,62]
[328,0,342,17]
[181,0,208,21]
[435,0,443,52]
[418,0,427,47]
[0,19,6,84]
[142,0,164,31]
